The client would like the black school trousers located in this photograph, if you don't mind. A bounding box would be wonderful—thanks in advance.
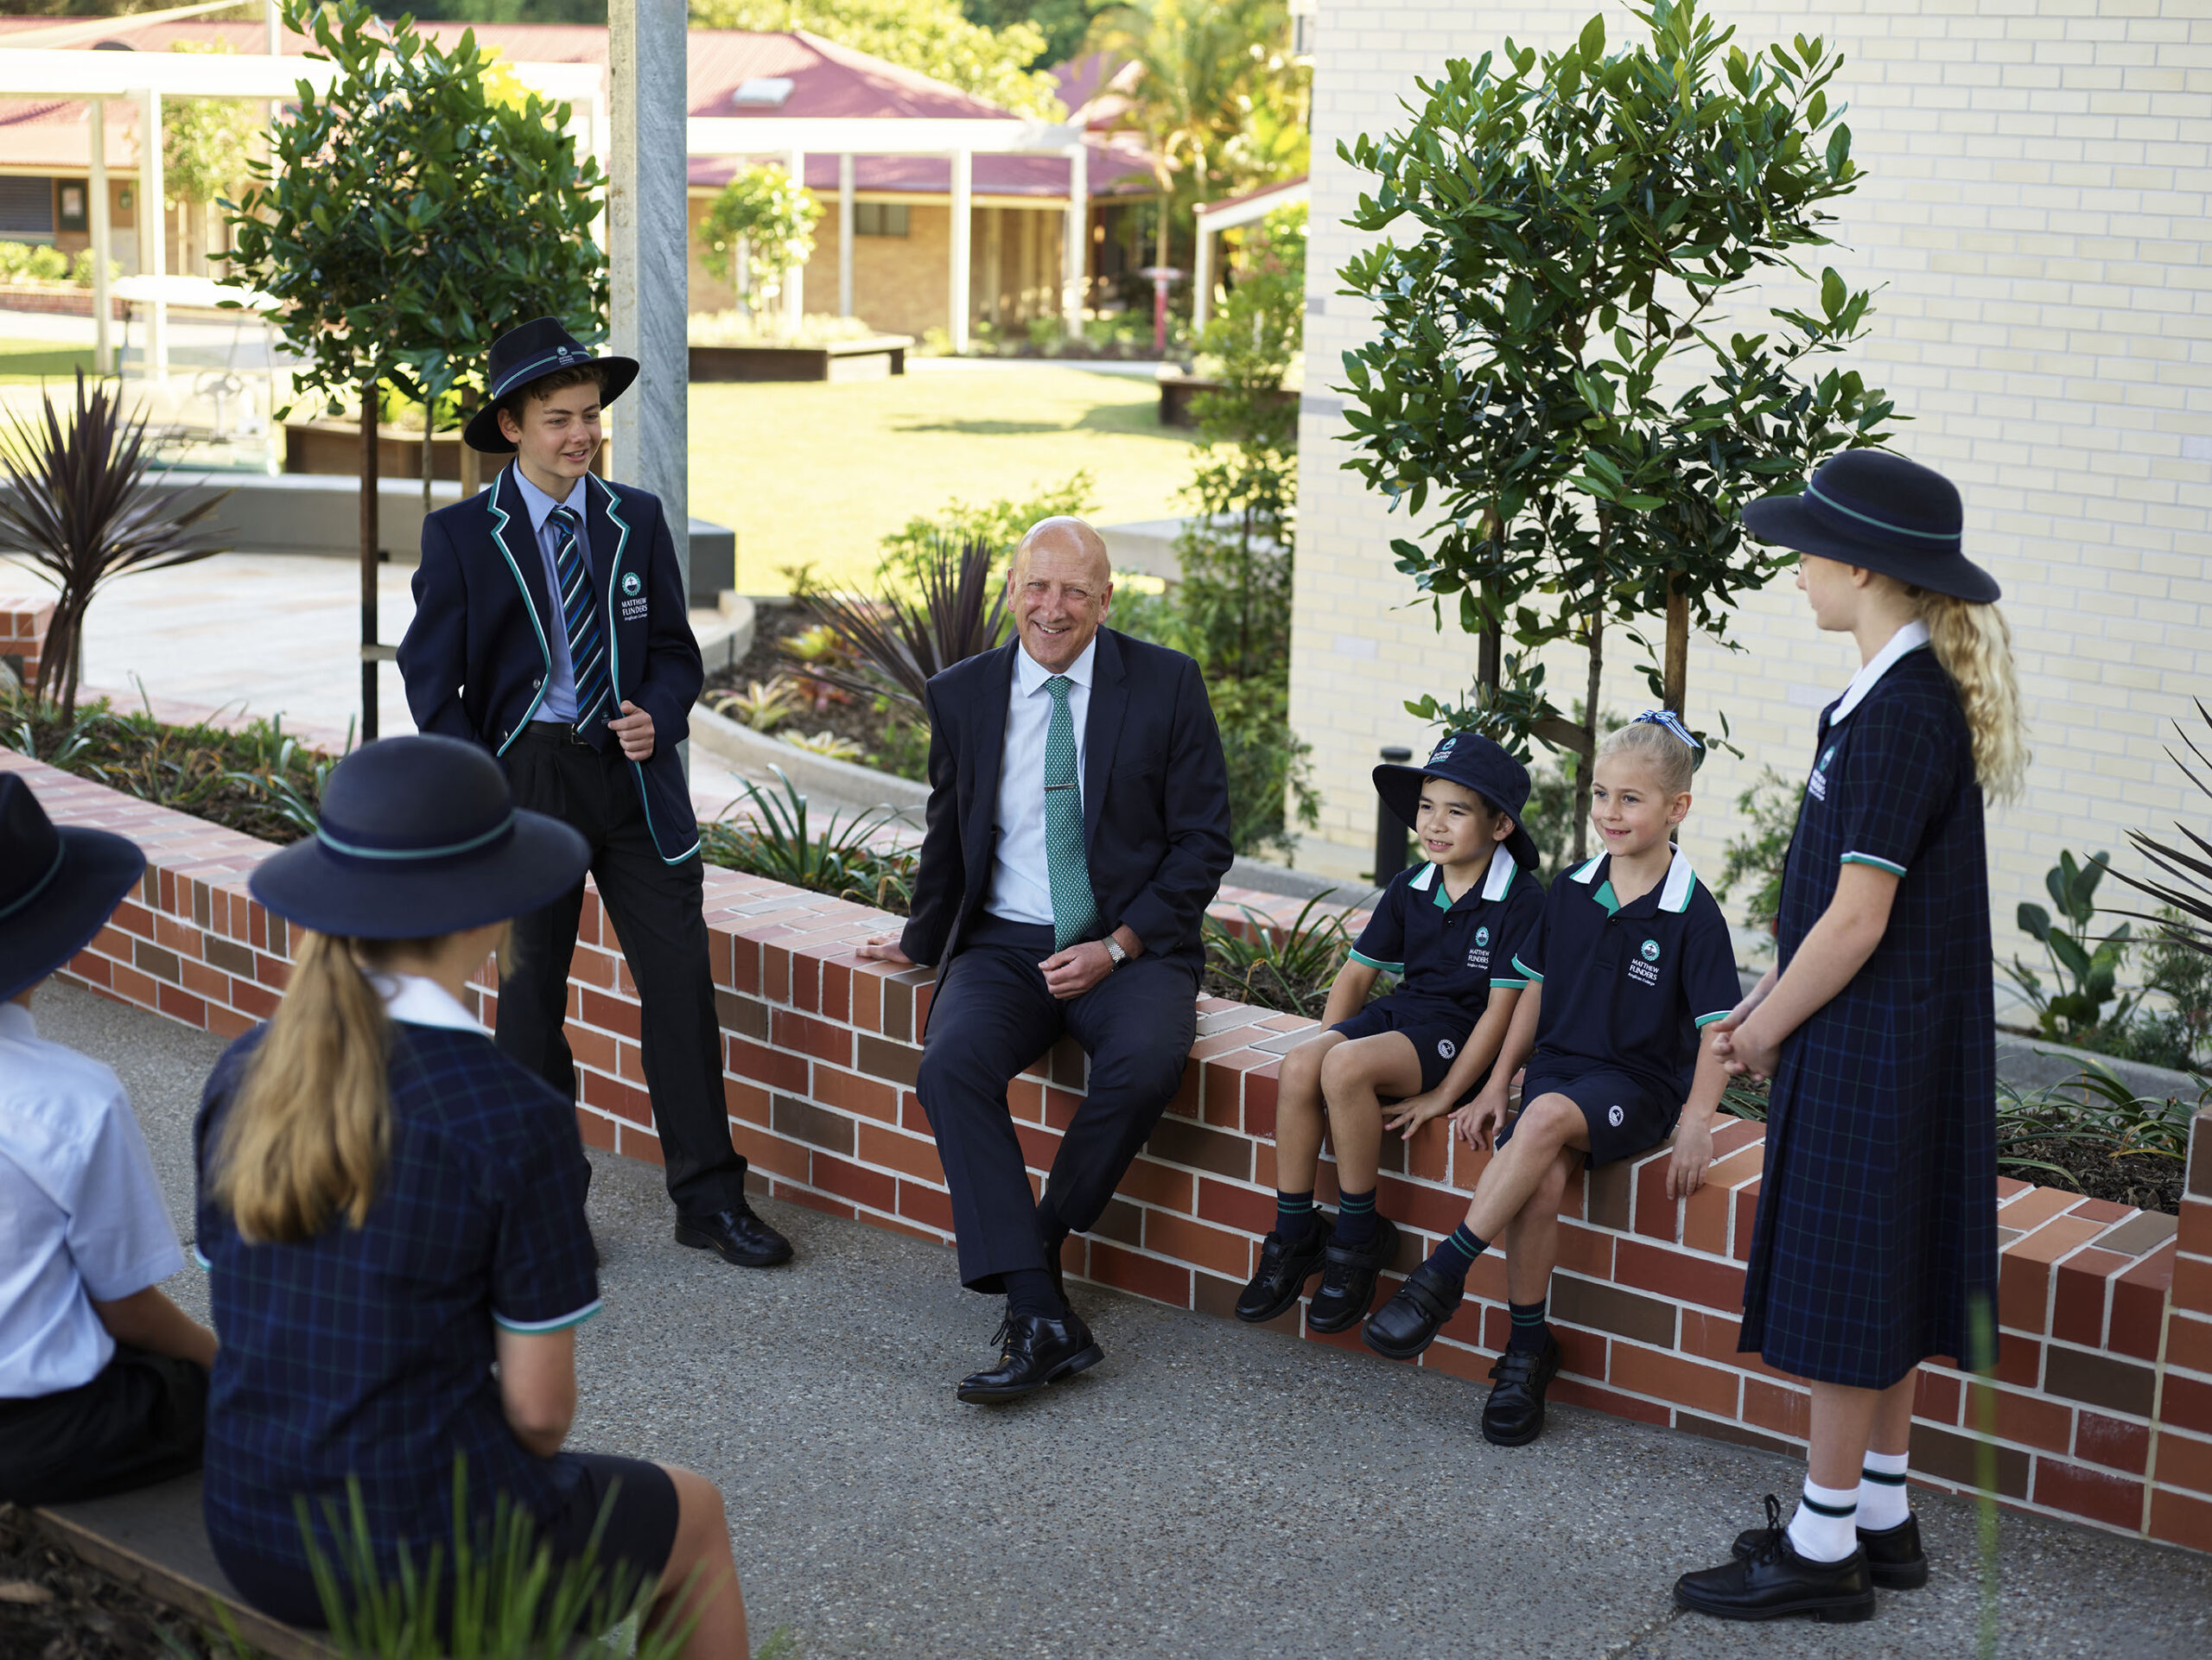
[0,1345,207,1505]
[917,915,1198,1292]
[499,728,748,1217]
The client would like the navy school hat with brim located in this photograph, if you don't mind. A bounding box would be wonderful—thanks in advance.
[462,315,639,455]
[1374,731,1541,872]
[1741,448,2000,603]
[249,735,590,940]
[0,773,146,1002]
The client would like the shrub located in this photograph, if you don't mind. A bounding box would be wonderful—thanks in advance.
[2004,849,2137,1045]
[1716,768,1802,940]
[1201,892,1354,1020]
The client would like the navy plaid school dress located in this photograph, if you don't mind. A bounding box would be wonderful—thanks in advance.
[1738,643,1998,1389]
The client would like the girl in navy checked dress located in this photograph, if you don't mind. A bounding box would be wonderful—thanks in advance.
[1676,452,2027,1626]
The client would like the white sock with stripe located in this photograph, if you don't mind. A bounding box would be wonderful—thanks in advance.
[1858,1450,1911,1531]
[1784,1479,1859,1563]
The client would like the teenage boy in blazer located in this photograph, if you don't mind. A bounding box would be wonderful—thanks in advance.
[398,316,791,1269]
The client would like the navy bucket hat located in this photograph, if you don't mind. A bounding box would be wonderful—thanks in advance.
[462,315,639,455]
[250,735,589,940]
[1374,732,1540,872]
[1742,448,2000,602]
[0,773,145,1002]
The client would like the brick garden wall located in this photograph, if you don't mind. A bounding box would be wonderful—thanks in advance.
[2,595,51,691]
[9,746,2211,1555]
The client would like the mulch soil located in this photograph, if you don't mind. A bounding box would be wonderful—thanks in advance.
[702,600,906,766]
[0,1506,223,1660]
[2000,1142,2186,1216]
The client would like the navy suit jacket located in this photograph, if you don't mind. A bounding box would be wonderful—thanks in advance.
[397,465,702,863]
[898,627,1234,970]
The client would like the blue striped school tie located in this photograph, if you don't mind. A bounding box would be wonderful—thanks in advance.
[548,504,608,729]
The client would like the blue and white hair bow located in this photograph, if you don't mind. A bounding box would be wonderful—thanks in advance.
[1633,709,1704,752]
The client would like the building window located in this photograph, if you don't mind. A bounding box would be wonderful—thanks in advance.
[0,177,55,240]
[57,181,87,233]
[854,203,909,238]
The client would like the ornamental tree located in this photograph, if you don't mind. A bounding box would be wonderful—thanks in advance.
[699,165,821,324]
[1336,1,1896,856]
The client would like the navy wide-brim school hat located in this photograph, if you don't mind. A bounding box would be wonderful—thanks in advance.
[0,773,146,1002]
[462,315,639,455]
[1741,448,2000,603]
[1374,731,1541,872]
[250,735,590,940]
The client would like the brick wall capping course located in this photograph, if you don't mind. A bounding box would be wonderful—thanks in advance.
[11,748,2212,1555]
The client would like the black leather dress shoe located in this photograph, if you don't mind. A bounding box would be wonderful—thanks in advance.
[1305,1216,1398,1334]
[956,1313,1103,1403]
[1479,1330,1561,1447]
[1362,1260,1464,1359]
[1734,1511,1927,1590]
[1678,1496,1877,1623]
[1235,1220,1332,1323]
[673,1203,793,1268]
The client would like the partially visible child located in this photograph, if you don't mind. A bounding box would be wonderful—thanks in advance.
[0,774,217,1504]
[1361,716,1740,1449]
[1235,734,1543,1334]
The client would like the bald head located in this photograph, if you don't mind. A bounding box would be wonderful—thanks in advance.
[1007,515,1113,673]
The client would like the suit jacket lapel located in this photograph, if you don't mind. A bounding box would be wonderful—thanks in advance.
[490,466,554,638]
[582,474,619,597]
[965,642,1016,871]
[1081,629,1127,851]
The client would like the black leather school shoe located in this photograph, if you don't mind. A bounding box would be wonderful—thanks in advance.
[955,1313,1103,1404]
[673,1201,793,1268]
[1677,1496,1878,1623]
[1479,1330,1562,1447]
[1361,1259,1464,1359]
[1734,1511,1928,1590]
[1304,1216,1399,1334]
[1235,1218,1334,1323]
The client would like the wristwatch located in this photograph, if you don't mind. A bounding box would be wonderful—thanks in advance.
[1103,936,1128,970]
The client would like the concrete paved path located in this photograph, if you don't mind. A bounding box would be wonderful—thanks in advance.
[35,981,2206,1658]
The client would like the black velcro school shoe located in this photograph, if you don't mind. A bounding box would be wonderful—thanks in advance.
[1304,1216,1399,1334]
[1235,1218,1334,1323]
[674,1201,793,1268]
[956,1312,1104,1404]
[1733,1511,1928,1590]
[1677,1496,1878,1624]
[1361,1260,1464,1359]
[1479,1330,1562,1447]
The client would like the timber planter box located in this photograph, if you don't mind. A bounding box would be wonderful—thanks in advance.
[687,334,912,383]
[1156,368,1297,429]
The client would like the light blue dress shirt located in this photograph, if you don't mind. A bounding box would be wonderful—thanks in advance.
[512,466,590,724]
[986,635,1095,927]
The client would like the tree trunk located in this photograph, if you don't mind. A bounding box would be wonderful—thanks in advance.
[1664,575,1688,715]
[458,388,481,499]
[360,370,380,743]
[1478,505,1504,693]
[422,413,435,520]
[1571,563,1608,864]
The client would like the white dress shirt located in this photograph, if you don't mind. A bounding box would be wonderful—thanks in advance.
[986,636,1096,927]
[512,465,591,723]
[0,1001,186,1398]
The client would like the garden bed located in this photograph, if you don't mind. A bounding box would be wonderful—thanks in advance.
[689,337,911,383]
[0,1506,245,1660]
[701,600,922,779]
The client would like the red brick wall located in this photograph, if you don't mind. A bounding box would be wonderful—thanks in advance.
[2,594,52,691]
[7,747,2205,1554]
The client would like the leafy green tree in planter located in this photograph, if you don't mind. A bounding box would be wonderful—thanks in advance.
[224,0,607,741]
[1336,1,1897,858]
[700,164,821,330]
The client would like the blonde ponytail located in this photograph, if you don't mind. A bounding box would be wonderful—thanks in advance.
[1913,588,2030,804]
[214,931,394,1243]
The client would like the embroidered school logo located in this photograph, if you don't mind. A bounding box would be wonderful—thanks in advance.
[1628,937,1662,988]
[1640,938,1660,963]
[1476,926,1491,948]
[1608,1104,1625,1128]
[621,571,642,596]
[1808,742,1837,803]
[1430,735,1458,764]
[1437,1038,1457,1060]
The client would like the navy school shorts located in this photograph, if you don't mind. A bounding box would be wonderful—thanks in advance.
[1331,994,1482,1097]
[1503,1067,1680,1168]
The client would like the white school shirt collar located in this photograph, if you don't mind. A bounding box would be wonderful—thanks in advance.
[369,973,489,1035]
[1407,843,1519,901]
[1567,844,1700,914]
[1013,633,1097,698]
[510,463,587,537]
[1827,620,1931,726]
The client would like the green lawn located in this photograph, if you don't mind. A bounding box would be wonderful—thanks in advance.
[0,338,96,383]
[687,364,1198,592]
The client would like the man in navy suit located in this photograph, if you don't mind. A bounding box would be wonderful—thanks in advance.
[397,317,791,1269]
[860,518,1233,1402]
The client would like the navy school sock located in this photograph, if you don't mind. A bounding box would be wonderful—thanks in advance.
[1334,1186,1378,1248]
[1275,1189,1318,1245]
[1507,1296,1549,1353]
[1424,1223,1488,1287]
[1003,1267,1067,1322]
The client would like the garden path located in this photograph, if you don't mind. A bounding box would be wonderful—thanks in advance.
[44,981,2205,1659]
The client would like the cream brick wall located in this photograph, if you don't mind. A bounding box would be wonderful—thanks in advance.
[1294,0,2212,959]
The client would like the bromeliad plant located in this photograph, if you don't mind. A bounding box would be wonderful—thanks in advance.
[1200,892,1355,1020]
[2005,849,2137,1045]
[700,769,919,914]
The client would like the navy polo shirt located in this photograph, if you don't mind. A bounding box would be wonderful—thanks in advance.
[1349,845,1544,1025]
[1514,847,1740,1103]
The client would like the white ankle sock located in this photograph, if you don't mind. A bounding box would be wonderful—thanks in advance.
[1858,1450,1911,1530]
[1785,1479,1859,1562]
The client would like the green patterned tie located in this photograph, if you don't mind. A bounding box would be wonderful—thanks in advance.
[1043,675,1097,950]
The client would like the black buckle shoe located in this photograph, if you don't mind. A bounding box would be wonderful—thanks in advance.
[1362,1260,1464,1359]
[1235,1219,1333,1323]
[1479,1330,1561,1447]
[1678,1496,1878,1623]
[1734,1511,1927,1591]
[956,1313,1104,1404]
[1305,1216,1399,1334]
[673,1202,793,1268]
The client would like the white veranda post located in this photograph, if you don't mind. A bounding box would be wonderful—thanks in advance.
[137,87,167,383]
[948,148,972,353]
[1062,141,1087,339]
[837,152,855,318]
[785,146,805,328]
[88,98,111,374]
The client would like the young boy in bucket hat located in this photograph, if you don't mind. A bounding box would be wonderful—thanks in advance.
[397,317,791,1270]
[1233,733,1543,1338]
[0,773,219,1504]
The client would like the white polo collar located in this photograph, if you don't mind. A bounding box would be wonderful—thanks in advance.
[1408,843,1517,902]
[510,462,588,537]
[0,1001,32,1041]
[1828,620,1930,725]
[1568,845,1699,914]
[371,973,488,1035]
[1014,633,1097,696]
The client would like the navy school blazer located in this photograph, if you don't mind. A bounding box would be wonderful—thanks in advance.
[897,627,1235,970]
[397,465,702,863]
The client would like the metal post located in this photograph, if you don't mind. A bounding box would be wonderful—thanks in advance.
[1062,141,1087,339]
[948,148,972,353]
[138,87,166,384]
[1374,746,1413,883]
[1192,213,1213,336]
[87,98,111,374]
[836,152,854,318]
[606,0,688,539]
[785,146,805,329]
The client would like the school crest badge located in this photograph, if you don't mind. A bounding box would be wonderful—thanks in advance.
[1437,1038,1457,1060]
[1640,938,1660,963]
[1607,1104,1624,1128]
[621,571,643,596]
[1476,925,1491,948]
[1808,742,1838,803]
